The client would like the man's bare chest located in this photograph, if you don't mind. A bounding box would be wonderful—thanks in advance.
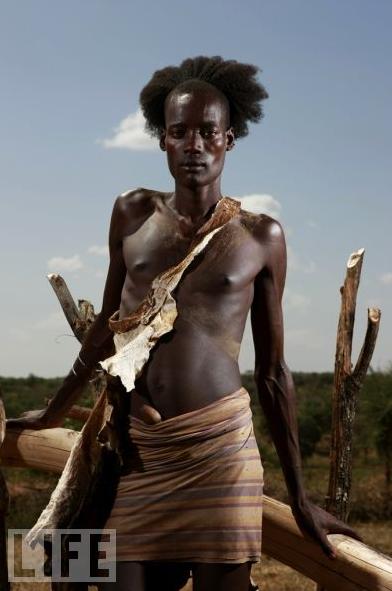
[122,208,263,299]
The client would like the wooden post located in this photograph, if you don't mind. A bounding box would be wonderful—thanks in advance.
[0,391,10,591]
[47,274,87,343]
[326,249,381,520]
[315,249,381,591]
[48,273,107,402]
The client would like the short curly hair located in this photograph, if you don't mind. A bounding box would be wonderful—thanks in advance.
[139,56,268,139]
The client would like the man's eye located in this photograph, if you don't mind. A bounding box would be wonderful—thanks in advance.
[170,128,185,138]
[202,128,218,138]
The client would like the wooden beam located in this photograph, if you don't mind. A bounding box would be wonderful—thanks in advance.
[1,427,79,472]
[1,429,391,590]
[263,496,392,591]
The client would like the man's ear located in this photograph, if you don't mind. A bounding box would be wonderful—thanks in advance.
[226,127,235,151]
[159,131,166,151]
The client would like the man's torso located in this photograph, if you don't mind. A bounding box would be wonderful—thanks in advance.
[113,188,267,419]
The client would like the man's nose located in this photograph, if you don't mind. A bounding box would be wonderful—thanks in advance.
[184,130,202,153]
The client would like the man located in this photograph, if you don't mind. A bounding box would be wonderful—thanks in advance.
[8,56,359,591]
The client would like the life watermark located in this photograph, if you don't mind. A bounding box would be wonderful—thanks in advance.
[7,529,117,582]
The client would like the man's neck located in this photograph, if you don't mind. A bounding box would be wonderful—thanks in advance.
[171,181,223,224]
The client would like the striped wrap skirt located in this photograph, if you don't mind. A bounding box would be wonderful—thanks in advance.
[104,387,264,563]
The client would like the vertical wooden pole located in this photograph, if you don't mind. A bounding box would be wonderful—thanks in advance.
[317,249,381,591]
[326,249,381,519]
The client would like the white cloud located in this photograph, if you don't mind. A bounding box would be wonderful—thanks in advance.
[287,245,316,274]
[283,289,311,311]
[306,219,319,229]
[98,109,158,151]
[34,311,66,331]
[366,297,382,309]
[47,254,83,272]
[8,327,31,344]
[379,272,392,285]
[88,244,109,257]
[285,328,321,349]
[238,194,281,219]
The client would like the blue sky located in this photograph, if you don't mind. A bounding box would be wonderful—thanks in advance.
[1,0,391,376]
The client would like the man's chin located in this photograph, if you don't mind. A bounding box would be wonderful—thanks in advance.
[177,171,213,189]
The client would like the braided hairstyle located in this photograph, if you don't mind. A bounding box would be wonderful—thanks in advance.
[140,56,268,139]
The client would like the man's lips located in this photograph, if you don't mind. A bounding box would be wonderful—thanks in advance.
[181,162,206,170]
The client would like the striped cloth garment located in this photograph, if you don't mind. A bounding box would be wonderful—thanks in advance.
[104,387,264,564]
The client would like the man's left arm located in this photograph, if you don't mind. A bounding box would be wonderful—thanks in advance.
[250,217,360,559]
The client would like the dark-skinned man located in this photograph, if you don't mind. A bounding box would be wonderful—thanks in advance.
[8,56,360,591]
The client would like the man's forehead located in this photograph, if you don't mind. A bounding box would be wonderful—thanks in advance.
[164,87,229,126]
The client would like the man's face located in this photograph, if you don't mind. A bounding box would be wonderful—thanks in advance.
[160,87,234,189]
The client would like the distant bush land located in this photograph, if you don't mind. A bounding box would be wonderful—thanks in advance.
[0,369,391,522]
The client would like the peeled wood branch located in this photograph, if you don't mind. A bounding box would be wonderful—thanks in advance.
[47,274,96,343]
[352,307,381,386]
[1,429,391,590]
[47,274,87,342]
[263,497,392,591]
[326,249,381,522]
[1,427,79,472]
[48,273,105,403]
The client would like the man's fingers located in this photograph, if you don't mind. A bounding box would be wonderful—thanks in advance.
[320,512,364,542]
[298,522,336,559]
[328,523,363,542]
[318,532,336,559]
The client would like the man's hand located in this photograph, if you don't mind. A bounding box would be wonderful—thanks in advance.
[291,498,362,559]
[130,391,162,425]
[6,367,89,432]
[6,409,62,430]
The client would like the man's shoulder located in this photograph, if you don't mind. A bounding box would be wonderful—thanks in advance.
[113,187,167,219]
[114,187,162,215]
[109,188,166,241]
[238,207,284,245]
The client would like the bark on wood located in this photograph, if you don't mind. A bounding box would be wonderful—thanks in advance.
[325,249,381,522]
[1,432,391,590]
[47,274,96,342]
[47,274,87,343]
[0,392,10,591]
[48,273,105,402]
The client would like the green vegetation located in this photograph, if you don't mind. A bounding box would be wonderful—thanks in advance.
[0,370,391,526]
[0,374,93,431]
[242,369,392,521]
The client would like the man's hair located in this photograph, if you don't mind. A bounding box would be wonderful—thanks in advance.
[139,56,268,139]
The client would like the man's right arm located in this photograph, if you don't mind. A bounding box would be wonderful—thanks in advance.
[7,196,128,429]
